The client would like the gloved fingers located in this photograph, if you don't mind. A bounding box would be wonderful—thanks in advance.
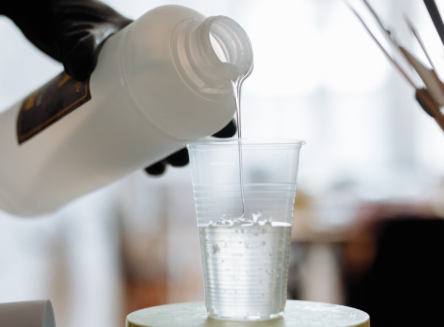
[61,23,122,80]
[61,31,97,80]
[53,0,132,80]
[144,160,167,176]
[144,119,237,175]
[165,148,190,167]
[212,119,237,138]
[144,148,189,176]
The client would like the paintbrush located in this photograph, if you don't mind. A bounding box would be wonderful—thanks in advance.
[346,0,444,132]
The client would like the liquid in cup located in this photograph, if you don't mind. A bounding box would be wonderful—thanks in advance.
[200,220,291,320]
[187,139,304,321]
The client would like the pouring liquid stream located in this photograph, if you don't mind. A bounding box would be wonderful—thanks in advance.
[231,65,253,220]
[199,66,294,321]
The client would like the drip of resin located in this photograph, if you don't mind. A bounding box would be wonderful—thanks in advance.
[231,64,254,220]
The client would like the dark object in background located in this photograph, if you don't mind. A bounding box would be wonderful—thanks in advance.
[287,242,309,300]
[346,218,444,327]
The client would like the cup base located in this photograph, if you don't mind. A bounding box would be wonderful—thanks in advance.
[208,311,284,321]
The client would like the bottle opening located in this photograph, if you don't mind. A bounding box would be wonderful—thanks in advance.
[203,16,253,77]
[171,15,253,99]
[210,33,228,63]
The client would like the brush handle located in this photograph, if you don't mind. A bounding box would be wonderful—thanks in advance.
[424,0,444,45]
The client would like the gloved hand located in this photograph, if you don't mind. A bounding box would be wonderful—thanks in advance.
[2,0,237,176]
[2,0,133,80]
[145,119,237,176]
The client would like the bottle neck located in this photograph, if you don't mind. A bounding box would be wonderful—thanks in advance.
[171,16,253,100]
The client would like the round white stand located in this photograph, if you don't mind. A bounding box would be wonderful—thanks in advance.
[126,300,370,327]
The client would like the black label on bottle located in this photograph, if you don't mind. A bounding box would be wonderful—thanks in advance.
[17,72,91,144]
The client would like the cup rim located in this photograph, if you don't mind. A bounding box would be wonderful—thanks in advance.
[186,137,305,148]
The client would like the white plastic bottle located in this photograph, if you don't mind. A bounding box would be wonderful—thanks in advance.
[0,5,253,216]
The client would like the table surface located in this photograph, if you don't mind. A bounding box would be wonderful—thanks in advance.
[126,300,370,327]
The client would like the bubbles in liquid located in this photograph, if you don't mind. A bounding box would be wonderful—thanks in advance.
[214,215,234,227]
[252,211,263,223]
[211,211,271,227]
[199,221,291,320]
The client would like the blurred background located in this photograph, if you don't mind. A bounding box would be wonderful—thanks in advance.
[1,0,444,326]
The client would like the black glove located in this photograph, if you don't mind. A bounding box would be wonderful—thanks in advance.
[2,0,133,81]
[145,119,237,176]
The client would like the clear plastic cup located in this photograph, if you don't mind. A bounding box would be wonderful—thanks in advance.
[187,138,304,321]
